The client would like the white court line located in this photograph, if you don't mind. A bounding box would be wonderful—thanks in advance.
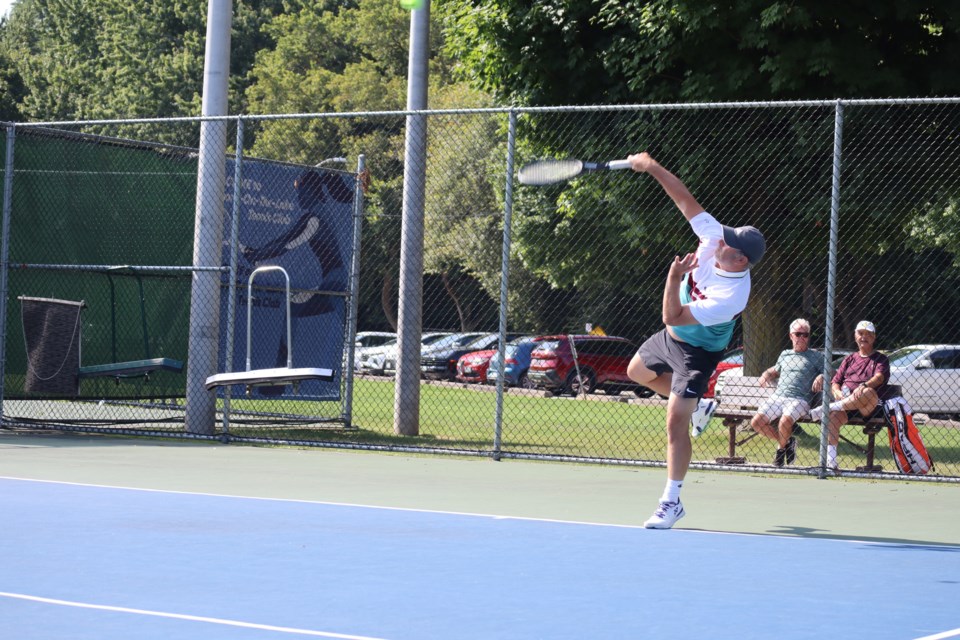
[1,475,957,548]
[0,592,387,640]
[914,629,960,640]
[0,475,651,531]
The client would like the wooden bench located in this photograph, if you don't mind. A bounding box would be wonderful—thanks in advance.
[712,375,894,471]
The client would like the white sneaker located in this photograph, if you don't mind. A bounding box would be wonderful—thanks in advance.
[690,399,718,437]
[644,500,686,529]
[809,407,824,422]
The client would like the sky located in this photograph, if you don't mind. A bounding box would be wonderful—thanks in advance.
[1,1,13,19]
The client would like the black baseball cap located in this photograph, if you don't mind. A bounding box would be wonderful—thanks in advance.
[722,225,766,265]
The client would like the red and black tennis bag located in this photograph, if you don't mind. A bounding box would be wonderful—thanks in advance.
[881,396,934,475]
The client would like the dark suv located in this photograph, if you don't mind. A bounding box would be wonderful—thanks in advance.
[528,335,649,396]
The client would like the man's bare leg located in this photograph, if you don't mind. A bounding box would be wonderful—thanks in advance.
[627,353,672,397]
[751,414,778,442]
[777,416,797,448]
[665,392,697,481]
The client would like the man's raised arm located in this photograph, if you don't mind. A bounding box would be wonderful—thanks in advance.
[629,152,705,221]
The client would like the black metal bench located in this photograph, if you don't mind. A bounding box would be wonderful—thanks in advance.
[19,295,184,394]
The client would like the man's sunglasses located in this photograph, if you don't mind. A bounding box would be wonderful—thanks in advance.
[792,332,810,337]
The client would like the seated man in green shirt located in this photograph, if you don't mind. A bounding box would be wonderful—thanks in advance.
[750,318,825,466]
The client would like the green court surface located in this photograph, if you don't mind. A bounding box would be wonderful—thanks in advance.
[1,431,956,547]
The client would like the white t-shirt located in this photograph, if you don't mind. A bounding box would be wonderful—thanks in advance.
[669,212,751,352]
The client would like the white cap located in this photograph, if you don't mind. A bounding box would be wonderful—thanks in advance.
[855,320,876,333]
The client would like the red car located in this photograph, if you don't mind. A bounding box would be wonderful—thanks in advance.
[705,347,743,398]
[528,334,650,396]
[456,335,533,384]
[456,348,497,384]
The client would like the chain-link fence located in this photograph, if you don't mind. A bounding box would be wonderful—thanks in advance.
[3,98,960,480]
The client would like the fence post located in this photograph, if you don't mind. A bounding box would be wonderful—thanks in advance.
[219,117,245,438]
[0,126,16,426]
[492,110,518,460]
[819,99,844,477]
[343,154,366,428]
[394,3,430,437]
[184,0,232,436]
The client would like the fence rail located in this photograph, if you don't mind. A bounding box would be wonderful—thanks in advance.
[3,98,960,482]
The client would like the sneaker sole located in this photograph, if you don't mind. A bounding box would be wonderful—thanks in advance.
[689,401,717,438]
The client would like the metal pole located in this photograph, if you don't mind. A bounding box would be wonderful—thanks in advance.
[184,0,232,435]
[0,126,16,426]
[394,1,430,436]
[819,100,844,477]
[246,266,291,371]
[220,117,245,437]
[493,110,518,460]
[343,154,366,427]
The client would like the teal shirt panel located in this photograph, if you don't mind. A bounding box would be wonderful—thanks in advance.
[775,349,825,400]
[671,280,735,352]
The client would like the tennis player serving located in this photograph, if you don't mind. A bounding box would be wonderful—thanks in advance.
[626,152,766,529]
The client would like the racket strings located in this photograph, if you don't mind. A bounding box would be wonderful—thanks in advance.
[517,159,584,185]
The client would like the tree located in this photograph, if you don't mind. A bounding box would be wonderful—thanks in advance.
[440,0,960,368]
[0,0,286,143]
[440,0,960,105]
[246,0,511,331]
[0,33,22,121]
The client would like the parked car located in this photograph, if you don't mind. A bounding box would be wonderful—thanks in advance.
[421,332,523,381]
[383,332,484,378]
[528,335,649,396]
[357,338,397,375]
[362,332,450,376]
[455,334,531,384]
[887,344,960,417]
[485,336,545,388]
[349,331,397,369]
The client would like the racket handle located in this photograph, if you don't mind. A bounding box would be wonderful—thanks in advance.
[607,159,632,171]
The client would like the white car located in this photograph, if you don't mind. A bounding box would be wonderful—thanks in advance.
[359,332,452,376]
[350,331,397,369]
[887,344,960,417]
[357,338,398,375]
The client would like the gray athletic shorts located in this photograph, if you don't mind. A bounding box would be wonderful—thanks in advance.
[637,328,726,399]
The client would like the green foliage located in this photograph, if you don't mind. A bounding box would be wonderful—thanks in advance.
[440,0,960,104]
[908,197,960,262]
[245,0,509,331]
[0,35,22,121]
[0,0,285,141]
[440,0,960,360]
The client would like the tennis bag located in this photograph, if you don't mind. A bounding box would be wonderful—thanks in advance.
[881,396,934,475]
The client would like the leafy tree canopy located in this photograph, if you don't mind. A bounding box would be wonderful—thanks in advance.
[440,0,960,104]
[439,0,960,362]
[0,0,286,127]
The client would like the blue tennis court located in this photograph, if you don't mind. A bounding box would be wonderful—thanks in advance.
[2,476,957,640]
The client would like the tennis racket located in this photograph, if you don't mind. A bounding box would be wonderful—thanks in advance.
[517,158,633,186]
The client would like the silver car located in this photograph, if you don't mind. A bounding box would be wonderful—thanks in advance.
[888,344,960,417]
[378,332,454,377]
[350,331,397,370]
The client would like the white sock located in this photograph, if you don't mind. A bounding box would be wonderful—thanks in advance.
[827,445,838,465]
[660,479,683,504]
[828,400,844,412]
